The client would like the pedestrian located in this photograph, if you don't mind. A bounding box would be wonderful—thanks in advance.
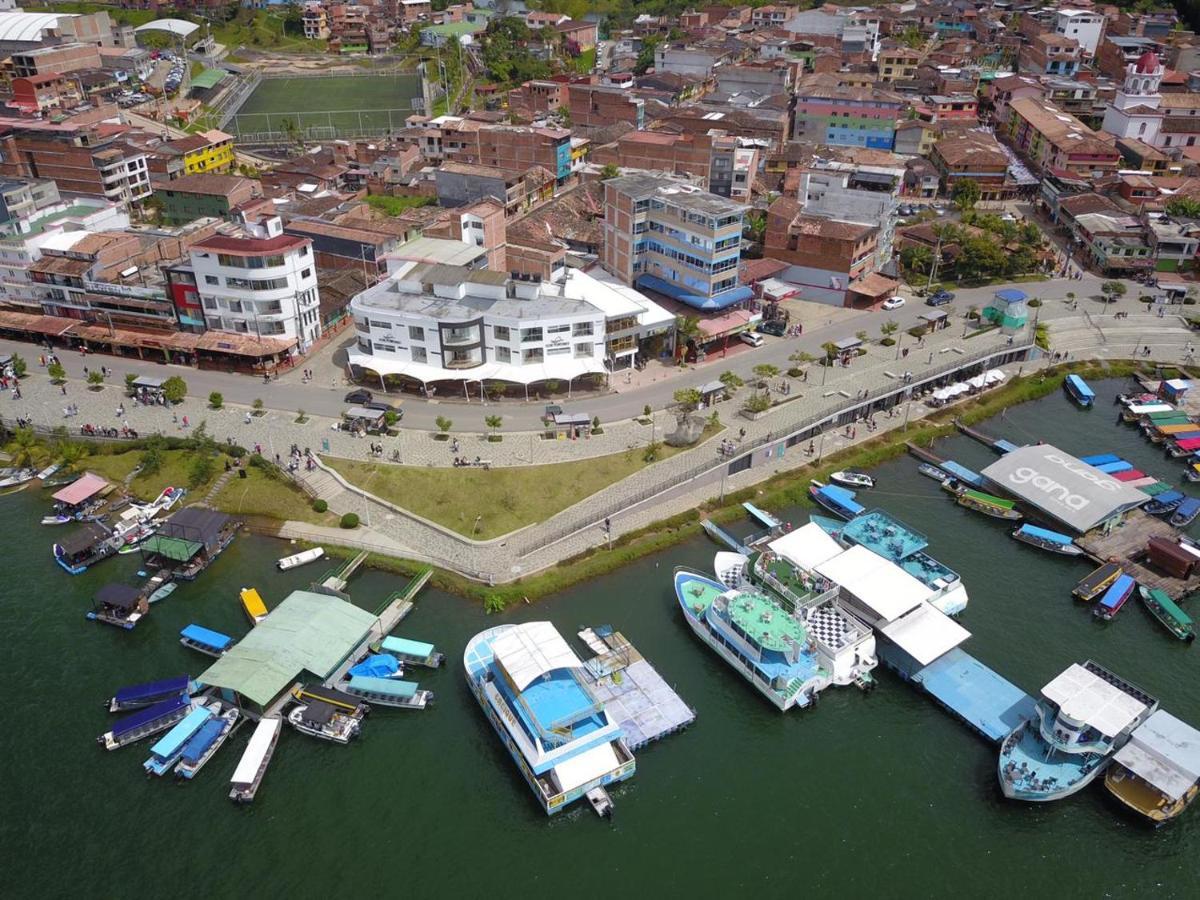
[60,384,66,396]
[244,411,251,425]
[182,415,189,428]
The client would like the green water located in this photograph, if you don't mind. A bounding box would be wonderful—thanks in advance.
[6,378,1200,898]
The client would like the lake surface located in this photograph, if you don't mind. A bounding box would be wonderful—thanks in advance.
[6,376,1199,898]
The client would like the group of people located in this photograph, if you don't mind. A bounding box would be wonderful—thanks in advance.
[717,439,740,457]
[80,423,138,439]
[452,456,490,469]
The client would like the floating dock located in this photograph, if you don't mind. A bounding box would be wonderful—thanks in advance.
[576,626,695,751]
[911,649,1038,743]
[743,502,781,530]
[1075,511,1200,600]
[319,550,370,594]
[701,519,748,553]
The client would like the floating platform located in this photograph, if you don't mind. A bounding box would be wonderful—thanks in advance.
[743,503,781,530]
[701,519,748,553]
[576,626,695,752]
[1075,511,1200,601]
[912,649,1038,744]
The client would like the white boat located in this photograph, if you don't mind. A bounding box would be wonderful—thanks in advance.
[35,463,61,481]
[147,582,177,604]
[0,468,36,488]
[277,546,324,571]
[229,716,282,804]
[286,702,359,743]
[40,514,73,526]
[829,470,875,489]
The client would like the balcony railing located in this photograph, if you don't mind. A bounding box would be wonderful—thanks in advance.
[442,329,479,346]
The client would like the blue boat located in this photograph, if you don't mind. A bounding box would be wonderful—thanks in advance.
[108,675,193,712]
[1096,461,1133,475]
[463,621,635,816]
[1011,524,1085,557]
[1081,453,1122,466]
[179,624,234,657]
[1095,574,1137,620]
[1171,497,1200,528]
[344,675,433,709]
[175,708,239,780]
[143,704,214,776]
[1065,374,1096,408]
[98,695,190,750]
[1146,490,1187,516]
[348,653,402,679]
[939,461,985,488]
[808,481,864,520]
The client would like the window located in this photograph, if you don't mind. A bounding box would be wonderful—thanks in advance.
[301,268,312,279]
[495,346,511,362]
[493,325,510,341]
[411,346,427,363]
[371,321,391,330]
[203,297,218,310]
[573,322,593,337]
[547,323,570,334]
[522,347,544,362]
[299,245,309,256]
[575,342,593,357]
[205,274,219,285]
[546,345,570,355]
[409,325,424,341]
[521,327,543,342]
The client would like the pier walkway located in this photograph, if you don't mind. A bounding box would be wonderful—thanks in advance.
[321,572,428,689]
[1076,511,1200,600]
[911,649,1037,743]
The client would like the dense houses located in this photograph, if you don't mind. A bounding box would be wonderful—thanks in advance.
[4,1,1200,383]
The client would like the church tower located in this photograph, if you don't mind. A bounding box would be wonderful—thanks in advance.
[1101,50,1164,145]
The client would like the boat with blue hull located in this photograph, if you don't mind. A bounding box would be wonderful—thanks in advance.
[463,621,635,816]
[175,707,239,780]
[808,481,864,520]
[1145,490,1186,516]
[999,660,1157,802]
[107,676,193,712]
[98,694,191,751]
[1011,524,1085,557]
[1171,497,1200,528]
[1065,374,1096,408]
[1095,574,1137,620]
[143,703,215,776]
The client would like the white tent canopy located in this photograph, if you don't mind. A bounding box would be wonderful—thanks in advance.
[1041,663,1152,738]
[767,523,844,571]
[347,351,605,387]
[816,545,931,624]
[551,741,620,792]
[492,621,583,693]
[880,603,971,666]
[1112,710,1200,801]
[135,18,200,38]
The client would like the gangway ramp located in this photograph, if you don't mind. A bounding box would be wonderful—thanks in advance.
[320,550,370,593]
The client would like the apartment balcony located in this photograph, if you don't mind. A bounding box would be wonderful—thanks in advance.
[442,326,482,346]
[445,355,484,369]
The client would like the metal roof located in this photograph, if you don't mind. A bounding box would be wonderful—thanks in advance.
[492,621,582,693]
[0,12,73,44]
[198,590,376,706]
[1113,710,1200,800]
[981,444,1149,533]
[134,18,199,38]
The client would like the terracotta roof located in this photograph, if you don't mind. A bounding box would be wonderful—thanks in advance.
[933,133,1008,167]
[193,233,309,255]
[792,214,875,241]
[194,331,294,357]
[740,257,789,283]
[849,272,898,298]
[30,255,92,276]
[155,173,254,197]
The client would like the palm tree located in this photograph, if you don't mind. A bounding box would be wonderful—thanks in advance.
[675,315,701,343]
[55,440,89,473]
[9,427,45,470]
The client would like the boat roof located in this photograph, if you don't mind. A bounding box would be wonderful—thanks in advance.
[1066,374,1095,399]
[57,521,110,555]
[940,461,984,487]
[160,507,230,544]
[880,602,971,666]
[1175,497,1200,516]
[380,635,435,658]
[1080,453,1122,465]
[230,716,280,785]
[148,705,213,759]
[1098,573,1135,607]
[1095,460,1133,474]
[348,675,418,698]
[1128,403,1174,415]
[180,717,226,764]
[112,694,189,736]
[52,472,109,505]
[839,509,929,561]
[551,741,621,793]
[114,675,190,704]
[296,683,360,708]
[1145,587,1192,625]
[815,483,863,515]
[300,700,337,725]
[492,621,583,692]
[981,444,1149,533]
[96,583,141,609]
[767,522,844,570]
[1041,662,1152,738]
[181,623,233,650]
[1017,524,1074,545]
[241,587,267,617]
[816,544,930,623]
[726,589,806,651]
[962,489,1015,508]
[1145,408,1182,420]
[1113,710,1200,800]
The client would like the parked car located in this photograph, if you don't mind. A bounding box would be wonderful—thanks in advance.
[364,401,402,418]
[757,319,787,337]
[739,332,764,348]
[926,291,955,307]
[344,388,373,405]
[882,296,906,310]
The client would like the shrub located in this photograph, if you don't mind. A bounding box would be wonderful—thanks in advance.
[252,398,264,414]
[312,498,328,513]
[47,361,65,383]
[124,372,137,393]
[188,452,216,489]
[87,370,104,387]
[340,512,360,529]
[1139,295,1154,304]
[1186,298,1197,306]
[907,325,928,339]
[9,354,26,378]
[295,409,307,424]
[643,404,652,417]
[1027,298,1042,308]
[208,391,223,409]
[162,375,186,403]
[384,410,399,426]
[787,367,804,378]
[743,392,772,414]
[880,337,896,347]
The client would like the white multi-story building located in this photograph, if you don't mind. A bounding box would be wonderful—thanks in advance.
[347,261,672,392]
[1055,9,1106,57]
[188,215,322,352]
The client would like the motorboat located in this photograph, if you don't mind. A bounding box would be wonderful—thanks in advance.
[277,547,324,571]
[1139,586,1195,642]
[1094,574,1137,621]
[1073,563,1123,602]
[917,463,950,483]
[286,702,359,744]
[1011,524,1084,556]
[829,470,875,489]
[1170,497,1200,528]
[0,468,36,489]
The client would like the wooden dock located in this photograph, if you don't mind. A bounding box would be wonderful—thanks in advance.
[1075,511,1200,600]
[322,569,431,688]
[906,442,945,465]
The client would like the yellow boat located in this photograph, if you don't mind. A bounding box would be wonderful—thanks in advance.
[240,587,267,625]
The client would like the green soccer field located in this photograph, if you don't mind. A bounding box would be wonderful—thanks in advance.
[230,75,423,136]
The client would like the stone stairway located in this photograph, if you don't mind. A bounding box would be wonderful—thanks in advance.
[199,468,236,507]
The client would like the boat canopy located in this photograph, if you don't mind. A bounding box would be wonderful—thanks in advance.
[95,583,141,610]
[1065,374,1095,401]
[491,621,582,692]
[57,522,110,556]
[1113,469,1146,482]
[141,535,202,562]
[879,602,971,666]
[230,717,280,786]
[962,489,1015,509]
[179,718,225,765]
[815,544,930,623]
[111,695,189,737]
[1016,524,1074,545]
[1096,461,1133,474]
[1144,408,1181,420]
[767,522,844,571]
[1174,438,1200,452]
[940,461,984,487]
[348,653,401,679]
[295,683,360,710]
[1080,453,1121,465]
[1112,710,1200,801]
[1041,662,1152,739]
[815,484,864,516]
[1145,588,1192,627]
[550,741,621,794]
[113,676,190,705]
[1155,421,1195,431]
[52,472,109,506]
[241,588,267,618]
[1153,490,1186,505]
[380,635,436,659]
[299,700,337,725]
[1168,431,1200,443]
[181,624,233,651]
[148,705,213,760]
[1173,498,1200,520]
[1097,574,1135,610]
[348,675,418,699]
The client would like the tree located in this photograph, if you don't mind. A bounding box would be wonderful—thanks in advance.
[1101,281,1127,303]
[673,387,703,412]
[822,341,839,361]
[952,179,980,212]
[880,320,899,340]
[139,435,165,476]
[855,330,869,343]
[634,34,661,75]
[744,209,767,243]
[898,24,924,49]
[188,451,216,489]
[252,398,264,414]
[8,427,44,469]
[8,353,25,378]
[162,376,186,403]
[753,363,780,383]
[47,362,65,383]
[743,392,772,414]
[599,163,621,180]
[55,439,89,472]
[208,391,223,409]
[901,244,933,275]
[1166,196,1200,219]
[124,372,137,393]
[789,351,816,365]
[485,414,502,435]
[282,1,304,36]
[719,370,744,392]
[675,315,701,343]
[435,415,453,437]
[87,370,104,388]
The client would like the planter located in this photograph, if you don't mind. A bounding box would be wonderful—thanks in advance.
[740,408,770,421]
[433,433,450,441]
[486,435,503,442]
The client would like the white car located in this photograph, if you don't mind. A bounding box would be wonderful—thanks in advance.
[882,296,906,310]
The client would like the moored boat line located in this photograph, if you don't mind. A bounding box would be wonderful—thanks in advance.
[175,707,240,780]
[108,676,194,713]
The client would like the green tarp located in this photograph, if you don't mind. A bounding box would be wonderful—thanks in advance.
[190,68,226,90]
[141,535,202,562]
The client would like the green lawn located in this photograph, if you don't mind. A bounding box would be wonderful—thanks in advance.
[230,74,423,136]
[572,48,597,73]
[25,3,159,27]
[79,449,219,501]
[325,429,720,539]
[364,195,436,216]
[211,466,334,526]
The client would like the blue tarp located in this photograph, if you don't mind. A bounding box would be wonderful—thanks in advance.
[113,675,190,706]
[348,653,401,679]
[1098,574,1135,612]
[1016,524,1074,546]
[635,273,754,311]
[941,461,985,487]
[178,717,224,765]
[1096,461,1133,474]
[1080,453,1121,466]
[181,624,233,652]
[111,695,189,737]
[816,484,864,517]
[994,289,1027,304]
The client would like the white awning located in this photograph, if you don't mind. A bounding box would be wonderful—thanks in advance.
[880,603,971,666]
[1041,663,1151,738]
[550,741,621,793]
[492,621,582,693]
[768,523,844,571]
[816,545,929,624]
[347,351,606,386]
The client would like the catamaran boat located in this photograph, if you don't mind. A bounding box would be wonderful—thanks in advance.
[463,621,635,815]
[829,470,875,489]
[1105,710,1200,825]
[175,706,239,780]
[277,547,324,571]
[287,701,360,744]
[998,660,1158,802]
[229,716,282,804]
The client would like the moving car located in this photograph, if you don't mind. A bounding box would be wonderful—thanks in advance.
[882,296,906,310]
[739,332,764,347]
[344,388,373,405]
[757,319,787,337]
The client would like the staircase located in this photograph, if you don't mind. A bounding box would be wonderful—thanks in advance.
[291,465,358,515]
[200,468,237,507]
